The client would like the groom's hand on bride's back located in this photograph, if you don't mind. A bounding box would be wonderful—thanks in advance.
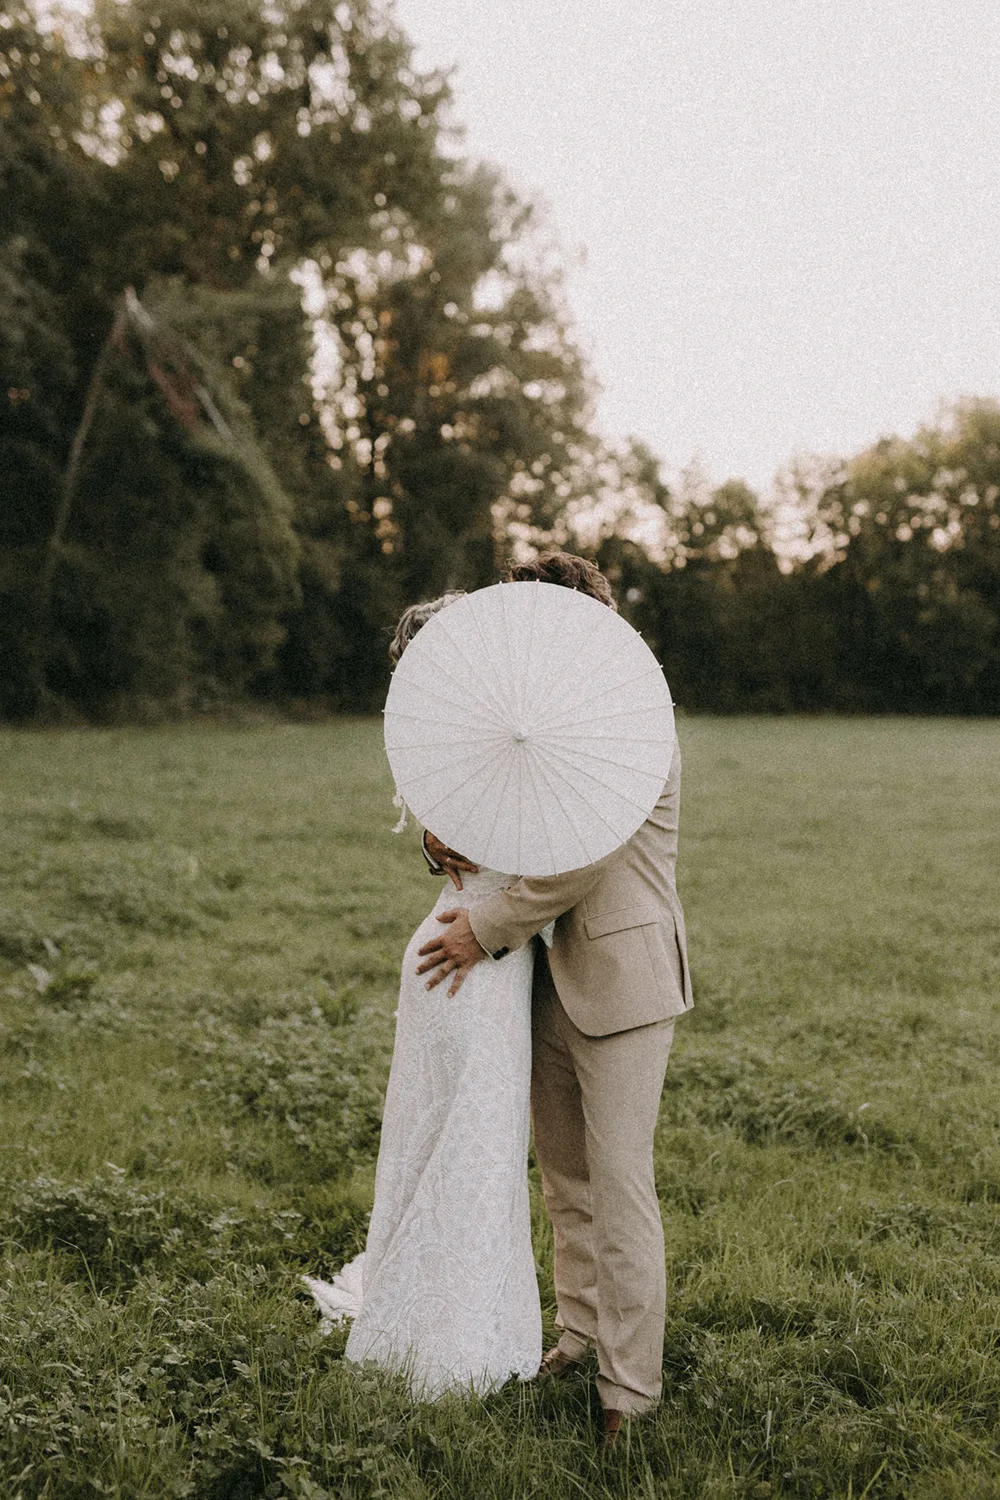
[416,909,488,997]
[424,831,479,891]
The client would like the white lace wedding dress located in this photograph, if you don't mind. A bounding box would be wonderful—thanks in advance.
[305,869,542,1399]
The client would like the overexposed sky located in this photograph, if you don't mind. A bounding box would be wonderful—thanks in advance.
[396,0,1000,492]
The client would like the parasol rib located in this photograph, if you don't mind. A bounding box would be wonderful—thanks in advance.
[502,580,533,730]
[404,639,511,730]
[385,721,510,747]
[538,701,670,732]
[527,743,633,833]
[392,739,512,788]
[545,756,665,787]
[432,614,516,725]
[387,679,506,731]
[387,737,507,751]
[417,740,514,821]
[534,740,668,779]
[522,745,594,868]
[526,620,639,727]
[524,584,542,727]
[538,741,657,815]
[519,603,607,728]
[466,590,522,730]
[512,738,524,875]
[477,743,518,873]
[535,665,668,732]
[417,629,511,729]
[542,730,673,745]
[523,746,560,875]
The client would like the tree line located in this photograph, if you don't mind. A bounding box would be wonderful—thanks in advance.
[2,0,998,720]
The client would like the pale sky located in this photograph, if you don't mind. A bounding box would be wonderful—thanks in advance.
[396,0,1000,493]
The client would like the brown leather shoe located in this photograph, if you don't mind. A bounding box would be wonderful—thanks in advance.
[533,1345,585,1381]
[600,1408,628,1455]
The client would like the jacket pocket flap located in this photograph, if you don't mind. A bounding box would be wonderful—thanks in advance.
[584,904,661,939]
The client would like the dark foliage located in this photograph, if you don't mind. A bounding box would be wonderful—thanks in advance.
[1,3,998,718]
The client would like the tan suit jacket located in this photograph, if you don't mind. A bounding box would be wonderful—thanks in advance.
[468,741,693,1037]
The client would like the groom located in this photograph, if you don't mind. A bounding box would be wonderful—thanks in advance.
[415,552,693,1445]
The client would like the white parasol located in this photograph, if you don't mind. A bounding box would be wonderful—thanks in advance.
[383,581,675,878]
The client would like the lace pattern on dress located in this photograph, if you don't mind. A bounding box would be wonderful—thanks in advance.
[305,869,542,1399]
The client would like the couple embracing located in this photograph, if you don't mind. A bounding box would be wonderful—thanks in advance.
[306,552,693,1449]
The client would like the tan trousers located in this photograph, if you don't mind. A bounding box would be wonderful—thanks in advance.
[531,949,675,1414]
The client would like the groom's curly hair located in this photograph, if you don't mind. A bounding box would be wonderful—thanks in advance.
[504,552,617,611]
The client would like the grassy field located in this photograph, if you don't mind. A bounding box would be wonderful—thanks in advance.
[1,716,998,1500]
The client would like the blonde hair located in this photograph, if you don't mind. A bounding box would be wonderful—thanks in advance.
[389,592,466,664]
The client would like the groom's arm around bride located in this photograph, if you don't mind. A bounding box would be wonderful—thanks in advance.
[418,728,692,1035]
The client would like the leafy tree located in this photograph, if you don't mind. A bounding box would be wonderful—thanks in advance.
[788,402,1000,711]
[590,410,1000,716]
[1,0,430,713]
[40,284,300,715]
[2,0,601,715]
[0,9,107,714]
[592,448,800,711]
[9,0,996,720]
[88,0,447,291]
[306,166,599,704]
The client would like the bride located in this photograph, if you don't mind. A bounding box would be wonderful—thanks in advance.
[305,595,542,1399]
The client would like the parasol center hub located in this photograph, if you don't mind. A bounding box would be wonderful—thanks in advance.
[512,728,530,744]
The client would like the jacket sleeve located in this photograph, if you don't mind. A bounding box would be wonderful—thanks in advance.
[467,850,617,959]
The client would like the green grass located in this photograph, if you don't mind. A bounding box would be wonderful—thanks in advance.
[1,716,998,1500]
